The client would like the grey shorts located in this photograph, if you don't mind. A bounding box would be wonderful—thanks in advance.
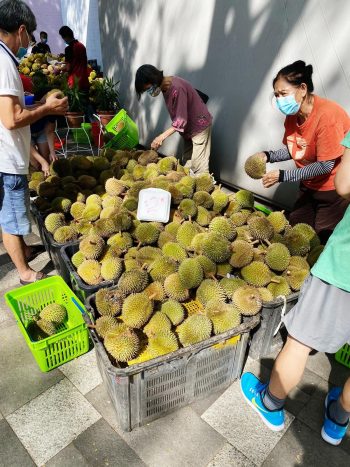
[283,274,350,353]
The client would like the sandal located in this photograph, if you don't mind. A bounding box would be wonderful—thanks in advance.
[20,272,48,286]
[26,245,46,262]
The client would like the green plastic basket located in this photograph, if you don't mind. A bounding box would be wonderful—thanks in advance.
[104,109,139,149]
[5,276,89,372]
[72,123,92,144]
[335,344,350,368]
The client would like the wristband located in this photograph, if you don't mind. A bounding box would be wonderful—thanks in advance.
[263,151,270,162]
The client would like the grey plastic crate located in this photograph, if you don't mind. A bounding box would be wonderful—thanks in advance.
[249,292,299,359]
[30,202,78,284]
[85,294,259,431]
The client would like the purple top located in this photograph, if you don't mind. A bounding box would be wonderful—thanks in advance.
[163,76,212,139]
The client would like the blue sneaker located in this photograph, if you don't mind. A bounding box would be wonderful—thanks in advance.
[321,387,349,446]
[240,372,285,431]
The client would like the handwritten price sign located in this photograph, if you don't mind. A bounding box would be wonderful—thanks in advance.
[137,188,171,222]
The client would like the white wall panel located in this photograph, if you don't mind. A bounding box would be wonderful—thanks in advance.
[98,0,350,208]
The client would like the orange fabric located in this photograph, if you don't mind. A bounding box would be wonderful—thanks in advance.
[283,95,350,191]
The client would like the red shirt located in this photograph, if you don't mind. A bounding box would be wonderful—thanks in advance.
[65,40,89,91]
[20,73,33,93]
[283,95,350,191]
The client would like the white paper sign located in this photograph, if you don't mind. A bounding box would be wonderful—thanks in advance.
[137,188,171,223]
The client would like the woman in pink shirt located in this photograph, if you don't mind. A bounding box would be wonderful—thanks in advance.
[135,65,212,174]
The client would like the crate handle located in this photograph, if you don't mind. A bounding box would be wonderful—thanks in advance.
[71,296,86,315]
[273,295,287,337]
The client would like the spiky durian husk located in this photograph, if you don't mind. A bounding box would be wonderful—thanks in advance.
[240,261,272,287]
[177,314,212,346]
[233,286,262,316]
[121,292,154,328]
[40,304,67,324]
[178,258,204,289]
[118,269,149,294]
[196,279,226,306]
[160,300,185,325]
[164,273,189,302]
[205,299,241,334]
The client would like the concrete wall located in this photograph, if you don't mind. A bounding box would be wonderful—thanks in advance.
[61,0,103,67]
[98,0,350,208]
[27,0,64,54]
[27,0,103,65]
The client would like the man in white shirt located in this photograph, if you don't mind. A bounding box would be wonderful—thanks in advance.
[0,0,68,284]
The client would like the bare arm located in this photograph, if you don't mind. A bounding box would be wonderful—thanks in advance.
[0,92,68,130]
[151,127,176,150]
[334,149,350,200]
[29,144,50,176]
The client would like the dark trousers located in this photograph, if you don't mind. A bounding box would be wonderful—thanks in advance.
[289,186,349,244]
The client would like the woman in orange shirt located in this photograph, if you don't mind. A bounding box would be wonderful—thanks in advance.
[248,60,350,243]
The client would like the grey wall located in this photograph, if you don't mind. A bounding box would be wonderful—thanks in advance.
[98,0,350,208]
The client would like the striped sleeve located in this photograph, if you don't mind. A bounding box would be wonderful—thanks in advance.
[279,160,335,183]
[265,147,291,163]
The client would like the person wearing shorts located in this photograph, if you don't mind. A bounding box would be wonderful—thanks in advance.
[135,64,212,175]
[0,0,68,285]
[240,131,350,446]
[31,116,57,164]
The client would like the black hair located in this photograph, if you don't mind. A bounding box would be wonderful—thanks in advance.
[40,31,47,38]
[0,0,36,34]
[135,65,164,100]
[273,60,314,93]
[59,25,74,39]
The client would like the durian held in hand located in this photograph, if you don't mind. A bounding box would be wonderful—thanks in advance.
[244,152,266,179]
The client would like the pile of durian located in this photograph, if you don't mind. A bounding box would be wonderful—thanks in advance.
[29,149,325,366]
[26,303,67,341]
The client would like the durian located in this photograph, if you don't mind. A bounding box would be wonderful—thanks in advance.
[143,312,172,337]
[205,299,241,334]
[121,292,154,328]
[202,232,231,263]
[178,257,203,289]
[95,315,119,339]
[118,269,149,294]
[265,243,291,272]
[229,239,254,268]
[241,261,272,287]
[233,286,262,315]
[161,300,185,325]
[196,279,226,306]
[79,234,105,259]
[164,273,189,302]
[244,154,266,179]
[44,212,66,234]
[77,259,102,285]
[40,303,67,324]
[209,217,236,241]
[177,314,212,346]
[104,327,139,362]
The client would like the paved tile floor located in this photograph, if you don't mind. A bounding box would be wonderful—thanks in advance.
[0,227,349,467]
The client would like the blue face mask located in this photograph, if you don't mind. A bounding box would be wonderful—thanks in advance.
[41,38,47,44]
[276,94,301,115]
[146,85,161,97]
[17,47,27,59]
